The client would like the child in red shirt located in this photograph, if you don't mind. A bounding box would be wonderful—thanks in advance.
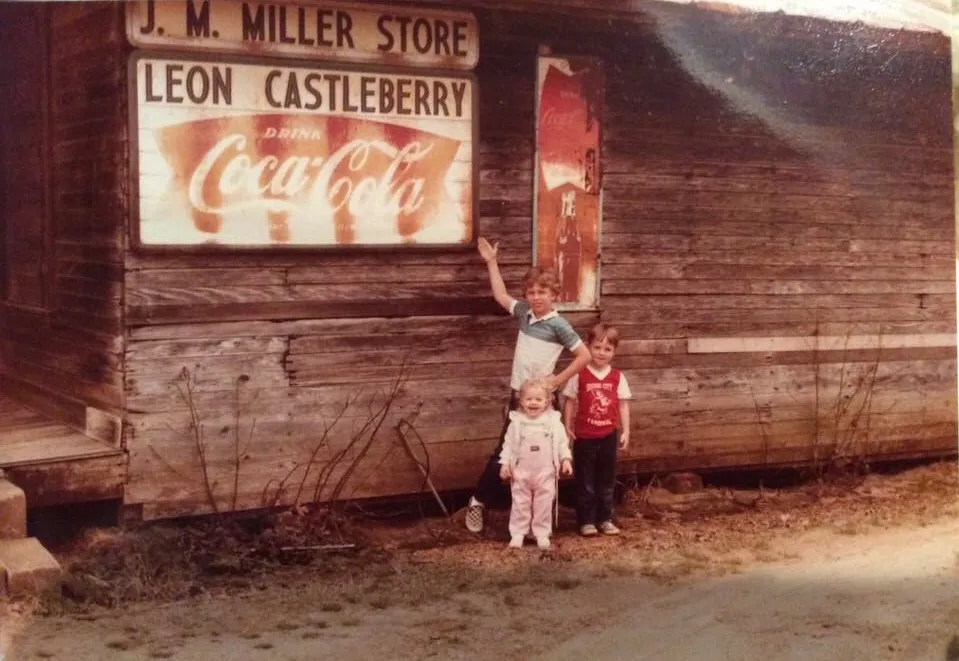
[562,323,632,536]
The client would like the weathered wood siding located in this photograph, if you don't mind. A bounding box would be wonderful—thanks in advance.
[123,5,955,519]
[0,3,126,424]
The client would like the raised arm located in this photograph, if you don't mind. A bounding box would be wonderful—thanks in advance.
[478,238,513,312]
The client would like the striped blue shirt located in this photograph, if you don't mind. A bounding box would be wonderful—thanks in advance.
[508,299,583,390]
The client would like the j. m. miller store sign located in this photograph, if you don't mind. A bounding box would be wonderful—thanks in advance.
[127,0,479,69]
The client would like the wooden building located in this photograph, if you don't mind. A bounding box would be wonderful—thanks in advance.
[0,0,954,521]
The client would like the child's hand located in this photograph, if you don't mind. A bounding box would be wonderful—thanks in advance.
[560,459,573,477]
[499,465,511,481]
[478,237,499,263]
[618,431,630,450]
[543,374,558,392]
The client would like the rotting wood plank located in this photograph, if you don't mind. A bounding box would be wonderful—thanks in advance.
[687,333,956,354]
[5,453,125,507]
[602,280,955,296]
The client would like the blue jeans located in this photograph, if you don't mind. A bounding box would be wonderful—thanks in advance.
[572,430,618,526]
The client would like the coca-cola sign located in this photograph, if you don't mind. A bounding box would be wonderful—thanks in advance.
[131,54,476,249]
[533,56,603,309]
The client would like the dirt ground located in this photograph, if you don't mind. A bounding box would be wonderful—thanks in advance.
[1,460,957,661]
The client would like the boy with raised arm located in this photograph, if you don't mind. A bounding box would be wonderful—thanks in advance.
[465,238,591,534]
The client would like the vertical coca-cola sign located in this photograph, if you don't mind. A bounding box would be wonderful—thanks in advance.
[131,54,476,249]
[533,56,603,309]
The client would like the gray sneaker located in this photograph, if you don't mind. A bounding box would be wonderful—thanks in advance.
[465,497,485,533]
[598,520,621,535]
[579,524,599,537]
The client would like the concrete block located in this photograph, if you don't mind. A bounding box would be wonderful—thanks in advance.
[0,479,26,539]
[0,537,62,597]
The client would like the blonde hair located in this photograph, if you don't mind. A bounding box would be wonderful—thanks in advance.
[522,266,560,296]
[587,322,621,348]
[518,377,550,400]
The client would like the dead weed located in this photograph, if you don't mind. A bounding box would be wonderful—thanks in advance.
[36,459,958,616]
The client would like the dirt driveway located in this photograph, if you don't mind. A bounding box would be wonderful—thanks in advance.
[2,462,957,661]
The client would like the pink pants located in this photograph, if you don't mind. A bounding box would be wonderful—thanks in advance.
[509,468,556,540]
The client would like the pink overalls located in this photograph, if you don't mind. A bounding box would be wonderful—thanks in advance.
[499,410,571,542]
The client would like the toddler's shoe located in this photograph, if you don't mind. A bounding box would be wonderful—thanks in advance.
[536,536,551,550]
[598,520,621,535]
[508,535,524,549]
[579,524,598,537]
[465,496,485,533]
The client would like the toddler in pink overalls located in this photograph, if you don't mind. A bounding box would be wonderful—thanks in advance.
[498,379,573,550]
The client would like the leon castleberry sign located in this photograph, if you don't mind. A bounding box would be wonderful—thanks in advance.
[131,54,476,249]
[127,0,479,70]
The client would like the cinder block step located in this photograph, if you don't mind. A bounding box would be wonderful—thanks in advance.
[0,478,26,539]
[0,537,62,597]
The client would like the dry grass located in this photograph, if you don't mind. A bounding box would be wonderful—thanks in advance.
[38,459,956,623]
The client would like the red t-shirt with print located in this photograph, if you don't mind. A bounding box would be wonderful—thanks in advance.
[574,368,622,440]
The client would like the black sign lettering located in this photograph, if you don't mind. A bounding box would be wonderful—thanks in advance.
[342,77,359,112]
[131,3,478,70]
[412,19,432,54]
[414,79,430,116]
[396,78,412,115]
[296,7,314,45]
[242,3,265,41]
[139,0,156,35]
[185,66,209,103]
[278,6,295,44]
[317,9,334,46]
[144,63,163,101]
[212,67,232,105]
[433,81,449,116]
[265,69,282,108]
[166,64,185,103]
[325,73,341,111]
[268,5,278,42]
[283,72,302,108]
[360,76,376,113]
[451,81,466,117]
[186,0,210,38]
[303,73,324,110]
[395,16,412,52]
[434,20,450,56]
[336,11,355,48]
[376,15,393,52]
[453,21,468,56]
[144,63,232,105]
[379,77,395,113]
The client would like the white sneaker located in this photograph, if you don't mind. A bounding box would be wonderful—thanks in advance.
[465,497,485,533]
[536,536,551,550]
[579,524,599,537]
[508,536,524,549]
[598,520,621,535]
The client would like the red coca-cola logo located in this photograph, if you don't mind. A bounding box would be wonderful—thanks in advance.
[540,106,583,130]
[153,114,462,244]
